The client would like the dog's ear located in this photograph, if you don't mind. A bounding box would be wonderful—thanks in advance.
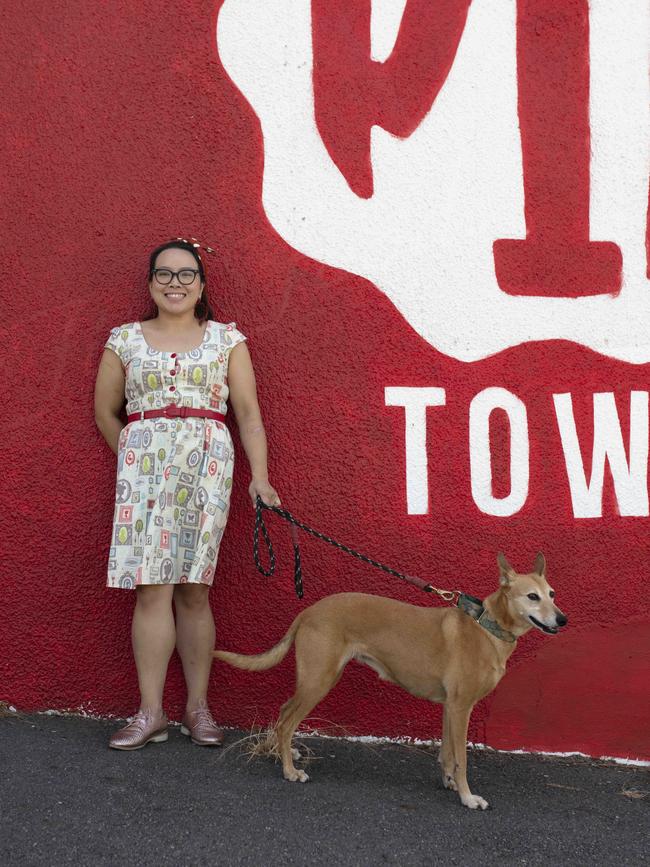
[497,552,516,586]
[533,551,546,577]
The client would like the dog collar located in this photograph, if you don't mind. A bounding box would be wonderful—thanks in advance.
[457,593,516,643]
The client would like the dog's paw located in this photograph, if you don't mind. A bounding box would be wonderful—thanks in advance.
[283,769,310,783]
[291,747,301,761]
[461,793,489,810]
[443,774,458,791]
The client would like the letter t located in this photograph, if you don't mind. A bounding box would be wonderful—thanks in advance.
[385,387,446,515]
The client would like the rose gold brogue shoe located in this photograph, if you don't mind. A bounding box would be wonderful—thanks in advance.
[109,711,168,751]
[180,702,224,746]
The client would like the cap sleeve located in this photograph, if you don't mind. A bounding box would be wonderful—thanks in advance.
[225,322,247,354]
[104,324,131,365]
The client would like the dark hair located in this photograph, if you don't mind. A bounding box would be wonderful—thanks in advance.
[148,240,214,323]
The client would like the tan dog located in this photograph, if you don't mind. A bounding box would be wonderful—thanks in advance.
[214,552,567,809]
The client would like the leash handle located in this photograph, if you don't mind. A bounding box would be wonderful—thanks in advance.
[252,496,275,577]
[253,497,458,603]
[253,497,303,598]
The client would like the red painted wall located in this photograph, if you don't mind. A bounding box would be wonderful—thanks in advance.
[2,0,649,761]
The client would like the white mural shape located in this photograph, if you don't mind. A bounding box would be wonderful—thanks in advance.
[217,0,650,363]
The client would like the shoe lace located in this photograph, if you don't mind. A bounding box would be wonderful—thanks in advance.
[192,705,217,727]
[127,710,162,731]
[127,711,149,730]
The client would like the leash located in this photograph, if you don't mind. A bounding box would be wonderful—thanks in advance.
[253,496,460,604]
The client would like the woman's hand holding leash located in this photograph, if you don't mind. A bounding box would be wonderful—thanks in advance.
[249,478,281,508]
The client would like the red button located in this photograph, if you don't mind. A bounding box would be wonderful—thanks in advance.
[170,370,176,376]
[169,385,176,392]
[170,353,177,358]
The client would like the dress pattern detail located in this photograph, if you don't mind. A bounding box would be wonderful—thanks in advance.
[104,320,246,589]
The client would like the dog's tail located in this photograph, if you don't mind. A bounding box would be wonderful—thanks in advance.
[213,616,301,672]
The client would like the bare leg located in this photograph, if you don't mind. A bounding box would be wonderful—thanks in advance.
[446,702,488,810]
[132,585,176,717]
[173,584,215,712]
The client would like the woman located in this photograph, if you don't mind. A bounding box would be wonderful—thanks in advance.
[94,237,279,750]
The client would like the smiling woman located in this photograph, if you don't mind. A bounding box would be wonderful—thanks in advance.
[93,238,280,752]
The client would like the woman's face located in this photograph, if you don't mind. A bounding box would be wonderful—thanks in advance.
[149,247,204,317]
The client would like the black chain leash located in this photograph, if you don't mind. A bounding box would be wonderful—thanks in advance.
[253,496,460,603]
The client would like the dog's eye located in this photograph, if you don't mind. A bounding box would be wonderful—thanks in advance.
[549,590,555,598]
[527,593,540,601]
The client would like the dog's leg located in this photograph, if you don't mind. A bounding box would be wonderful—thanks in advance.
[438,706,457,792]
[446,702,488,810]
[276,680,335,783]
[276,631,345,783]
[276,694,311,782]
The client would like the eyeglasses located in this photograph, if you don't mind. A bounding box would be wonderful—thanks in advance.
[152,268,200,286]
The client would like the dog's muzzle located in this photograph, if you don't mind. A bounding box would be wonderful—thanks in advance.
[529,613,567,635]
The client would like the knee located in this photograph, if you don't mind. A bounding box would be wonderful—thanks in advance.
[135,585,174,612]
[174,584,210,612]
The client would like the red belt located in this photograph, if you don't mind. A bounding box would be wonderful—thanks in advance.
[127,406,226,423]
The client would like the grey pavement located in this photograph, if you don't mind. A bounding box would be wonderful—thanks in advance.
[1,712,648,866]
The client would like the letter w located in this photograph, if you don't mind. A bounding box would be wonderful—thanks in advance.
[553,392,649,518]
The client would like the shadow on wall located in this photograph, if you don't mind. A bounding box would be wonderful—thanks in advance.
[486,621,650,760]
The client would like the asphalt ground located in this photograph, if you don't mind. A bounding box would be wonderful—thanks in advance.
[1,712,648,866]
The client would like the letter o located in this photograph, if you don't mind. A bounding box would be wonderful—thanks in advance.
[469,388,529,517]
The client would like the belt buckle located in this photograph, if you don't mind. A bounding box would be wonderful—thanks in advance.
[165,404,189,419]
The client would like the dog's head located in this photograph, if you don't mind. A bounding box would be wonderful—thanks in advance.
[497,552,567,635]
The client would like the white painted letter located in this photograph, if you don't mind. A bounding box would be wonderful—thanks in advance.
[553,392,649,518]
[385,387,446,515]
[469,388,529,517]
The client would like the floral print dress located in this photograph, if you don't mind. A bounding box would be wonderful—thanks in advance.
[104,320,246,589]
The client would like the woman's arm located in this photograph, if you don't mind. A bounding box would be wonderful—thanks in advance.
[227,342,280,507]
[94,349,126,455]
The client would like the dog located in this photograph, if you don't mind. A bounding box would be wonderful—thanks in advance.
[214,552,567,809]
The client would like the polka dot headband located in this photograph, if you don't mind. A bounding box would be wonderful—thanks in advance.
[174,236,216,273]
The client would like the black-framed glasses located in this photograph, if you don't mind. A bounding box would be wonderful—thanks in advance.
[152,268,200,286]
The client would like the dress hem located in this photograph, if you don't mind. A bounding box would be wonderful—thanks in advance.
[106,579,214,590]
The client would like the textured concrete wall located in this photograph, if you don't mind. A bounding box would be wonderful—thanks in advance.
[2,0,649,761]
